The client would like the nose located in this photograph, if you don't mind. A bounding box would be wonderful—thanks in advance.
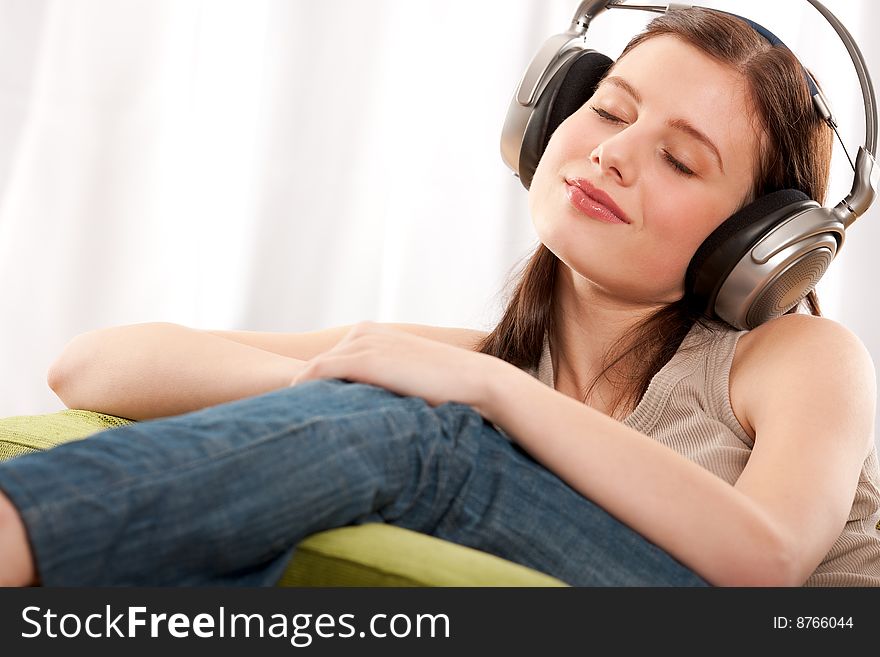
[589,132,636,186]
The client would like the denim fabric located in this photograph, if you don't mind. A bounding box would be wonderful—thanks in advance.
[0,379,710,587]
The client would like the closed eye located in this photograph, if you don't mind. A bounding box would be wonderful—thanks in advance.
[589,105,696,177]
[590,105,623,124]
[662,151,695,176]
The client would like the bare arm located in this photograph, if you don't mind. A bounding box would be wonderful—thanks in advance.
[47,323,306,421]
[48,320,487,421]
[480,360,789,587]
[480,315,876,587]
[203,322,488,358]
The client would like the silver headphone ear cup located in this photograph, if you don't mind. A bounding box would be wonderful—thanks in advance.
[685,189,850,329]
[518,50,612,189]
[686,190,815,319]
[501,49,612,189]
[719,246,835,329]
[714,206,845,329]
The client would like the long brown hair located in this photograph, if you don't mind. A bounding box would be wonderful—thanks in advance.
[475,8,833,419]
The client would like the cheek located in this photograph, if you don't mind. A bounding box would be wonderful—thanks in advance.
[532,117,589,183]
[648,189,736,256]
[636,192,737,291]
[528,124,587,220]
[637,234,697,285]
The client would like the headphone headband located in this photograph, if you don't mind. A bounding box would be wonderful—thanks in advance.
[721,12,821,98]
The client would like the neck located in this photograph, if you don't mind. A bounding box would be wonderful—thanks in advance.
[550,266,665,406]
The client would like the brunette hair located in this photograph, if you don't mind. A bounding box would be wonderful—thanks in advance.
[475,7,833,419]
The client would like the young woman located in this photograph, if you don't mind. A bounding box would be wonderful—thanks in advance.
[1,8,877,587]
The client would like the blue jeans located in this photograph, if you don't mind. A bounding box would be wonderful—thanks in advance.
[0,379,710,586]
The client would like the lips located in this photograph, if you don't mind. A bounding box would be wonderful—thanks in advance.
[564,178,631,225]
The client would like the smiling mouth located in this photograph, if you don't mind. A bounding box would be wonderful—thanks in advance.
[564,179,630,225]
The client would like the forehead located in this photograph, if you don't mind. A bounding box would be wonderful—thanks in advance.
[602,34,762,176]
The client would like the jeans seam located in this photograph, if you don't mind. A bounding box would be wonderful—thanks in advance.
[14,406,415,521]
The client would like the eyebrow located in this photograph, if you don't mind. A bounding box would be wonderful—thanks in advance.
[598,75,725,173]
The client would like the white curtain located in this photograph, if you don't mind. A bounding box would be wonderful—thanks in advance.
[1,0,877,438]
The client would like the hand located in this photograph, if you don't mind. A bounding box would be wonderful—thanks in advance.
[290,321,499,418]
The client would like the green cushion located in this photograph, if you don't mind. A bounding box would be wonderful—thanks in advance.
[0,408,567,587]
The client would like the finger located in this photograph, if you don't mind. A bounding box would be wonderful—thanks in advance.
[336,323,374,347]
[290,359,323,385]
[296,353,367,384]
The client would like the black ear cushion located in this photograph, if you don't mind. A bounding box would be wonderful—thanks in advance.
[519,50,613,189]
[685,189,818,313]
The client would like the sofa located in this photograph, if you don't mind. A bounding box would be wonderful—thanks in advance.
[0,408,567,587]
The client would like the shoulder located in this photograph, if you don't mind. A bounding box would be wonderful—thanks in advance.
[735,313,873,373]
[730,313,876,450]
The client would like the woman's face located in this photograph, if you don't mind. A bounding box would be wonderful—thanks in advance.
[529,34,762,304]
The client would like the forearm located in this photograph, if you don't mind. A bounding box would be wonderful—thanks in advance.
[482,361,790,586]
[48,323,306,421]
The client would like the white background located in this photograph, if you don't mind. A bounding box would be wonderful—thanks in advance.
[0,0,876,445]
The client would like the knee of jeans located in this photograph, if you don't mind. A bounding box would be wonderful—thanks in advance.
[432,401,491,439]
[291,379,430,415]
[293,378,390,400]
[292,380,487,438]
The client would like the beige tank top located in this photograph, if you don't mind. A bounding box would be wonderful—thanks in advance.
[524,320,880,587]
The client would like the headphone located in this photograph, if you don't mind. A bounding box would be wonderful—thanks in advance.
[500,0,879,330]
